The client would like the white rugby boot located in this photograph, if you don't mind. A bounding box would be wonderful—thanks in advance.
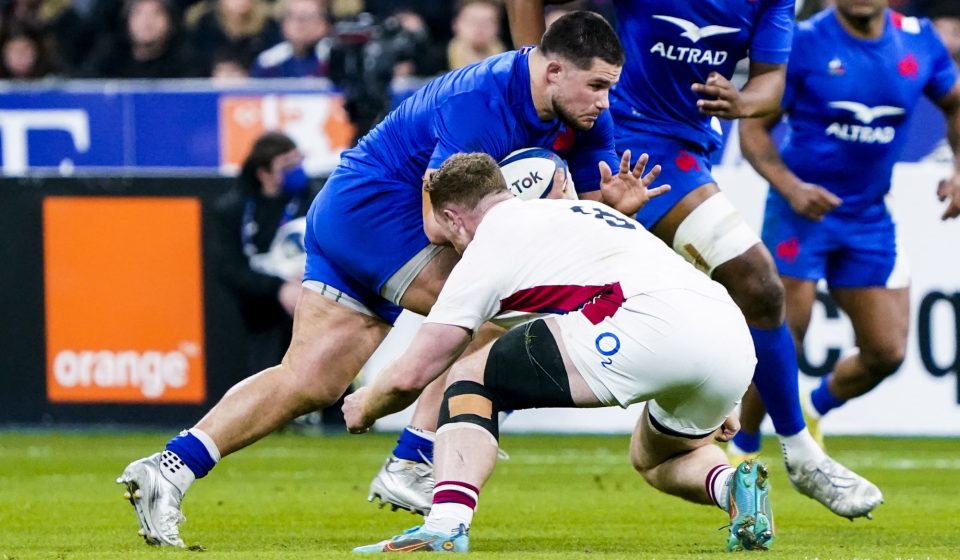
[368,456,434,516]
[117,452,187,547]
[787,455,883,519]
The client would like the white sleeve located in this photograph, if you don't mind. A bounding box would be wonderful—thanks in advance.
[424,241,503,332]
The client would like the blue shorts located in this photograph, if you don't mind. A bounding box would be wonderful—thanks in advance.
[762,193,901,288]
[615,131,716,229]
[304,165,429,324]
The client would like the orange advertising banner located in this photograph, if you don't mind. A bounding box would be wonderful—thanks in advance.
[219,94,355,175]
[43,197,206,404]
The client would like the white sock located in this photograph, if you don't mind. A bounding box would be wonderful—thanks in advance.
[188,428,222,462]
[706,465,736,512]
[159,450,195,495]
[424,502,474,534]
[406,426,436,442]
[779,429,826,471]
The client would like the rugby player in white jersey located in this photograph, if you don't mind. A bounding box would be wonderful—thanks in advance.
[344,152,775,553]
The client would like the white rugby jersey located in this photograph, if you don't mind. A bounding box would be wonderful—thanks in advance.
[426,197,729,331]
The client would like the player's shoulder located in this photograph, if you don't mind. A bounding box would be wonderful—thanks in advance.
[889,10,928,37]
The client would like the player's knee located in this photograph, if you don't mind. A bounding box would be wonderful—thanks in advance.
[861,343,906,378]
[736,274,785,326]
[438,380,499,441]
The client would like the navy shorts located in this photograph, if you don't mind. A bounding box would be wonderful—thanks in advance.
[304,165,430,324]
[762,194,904,288]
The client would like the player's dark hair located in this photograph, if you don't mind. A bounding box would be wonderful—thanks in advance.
[240,132,297,187]
[540,11,624,69]
[427,153,507,210]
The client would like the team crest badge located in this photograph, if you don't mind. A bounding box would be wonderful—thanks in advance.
[828,58,845,76]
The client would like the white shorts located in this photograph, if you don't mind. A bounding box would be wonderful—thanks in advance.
[673,193,761,277]
[557,287,756,437]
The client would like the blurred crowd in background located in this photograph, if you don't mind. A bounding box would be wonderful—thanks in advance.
[3,0,958,83]
[2,0,959,137]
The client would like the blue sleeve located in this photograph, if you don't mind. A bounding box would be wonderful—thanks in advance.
[428,92,511,170]
[781,25,807,111]
[566,112,620,194]
[922,21,959,102]
[750,0,795,65]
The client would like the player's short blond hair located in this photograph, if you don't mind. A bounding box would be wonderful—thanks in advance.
[427,153,507,211]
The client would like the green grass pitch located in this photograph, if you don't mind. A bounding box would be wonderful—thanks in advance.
[1,431,958,559]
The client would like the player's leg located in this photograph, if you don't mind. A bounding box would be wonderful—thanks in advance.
[116,170,443,546]
[626,136,811,459]
[369,245,505,514]
[618,286,769,550]
[355,319,601,552]
[642,168,880,517]
[732,277,820,455]
[805,208,910,419]
[117,287,391,547]
[811,287,909,411]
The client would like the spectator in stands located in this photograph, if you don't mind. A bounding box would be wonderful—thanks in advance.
[186,0,281,76]
[81,0,201,78]
[210,44,252,81]
[388,8,445,79]
[0,21,55,79]
[0,0,86,73]
[212,131,308,378]
[250,0,331,78]
[447,0,504,70]
[212,131,348,428]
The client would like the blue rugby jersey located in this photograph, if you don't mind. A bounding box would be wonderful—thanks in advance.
[340,48,619,194]
[610,0,794,152]
[775,8,957,216]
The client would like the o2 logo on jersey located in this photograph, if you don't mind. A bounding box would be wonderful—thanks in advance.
[596,332,621,369]
[649,15,740,66]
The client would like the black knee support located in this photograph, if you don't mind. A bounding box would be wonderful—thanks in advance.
[438,380,500,441]
[483,320,575,410]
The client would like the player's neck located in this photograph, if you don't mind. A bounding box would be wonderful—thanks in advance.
[527,50,557,122]
[835,9,886,40]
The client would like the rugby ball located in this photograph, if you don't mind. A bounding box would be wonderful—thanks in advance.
[498,148,569,201]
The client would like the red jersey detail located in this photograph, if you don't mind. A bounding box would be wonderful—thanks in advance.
[675,150,701,172]
[553,127,576,153]
[898,53,919,79]
[499,282,625,325]
[776,237,800,264]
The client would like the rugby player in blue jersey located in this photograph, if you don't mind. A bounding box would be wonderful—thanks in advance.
[115,12,666,547]
[738,0,960,451]
[508,0,882,519]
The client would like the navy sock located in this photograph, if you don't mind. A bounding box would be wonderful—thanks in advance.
[811,375,846,416]
[750,324,805,437]
[392,426,434,463]
[731,430,762,454]
[165,431,216,479]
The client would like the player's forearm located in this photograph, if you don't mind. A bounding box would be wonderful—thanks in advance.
[740,119,802,196]
[363,367,425,424]
[362,325,472,422]
[506,0,546,48]
[738,64,786,119]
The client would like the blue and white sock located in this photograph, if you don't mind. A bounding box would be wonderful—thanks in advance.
[811,374,846,417]
[749,325,805,437]
[730,429,762,455]
[162,428,221,494]
[392,426,435,463]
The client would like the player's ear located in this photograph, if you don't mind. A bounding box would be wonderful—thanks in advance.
[545,59,564,84]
